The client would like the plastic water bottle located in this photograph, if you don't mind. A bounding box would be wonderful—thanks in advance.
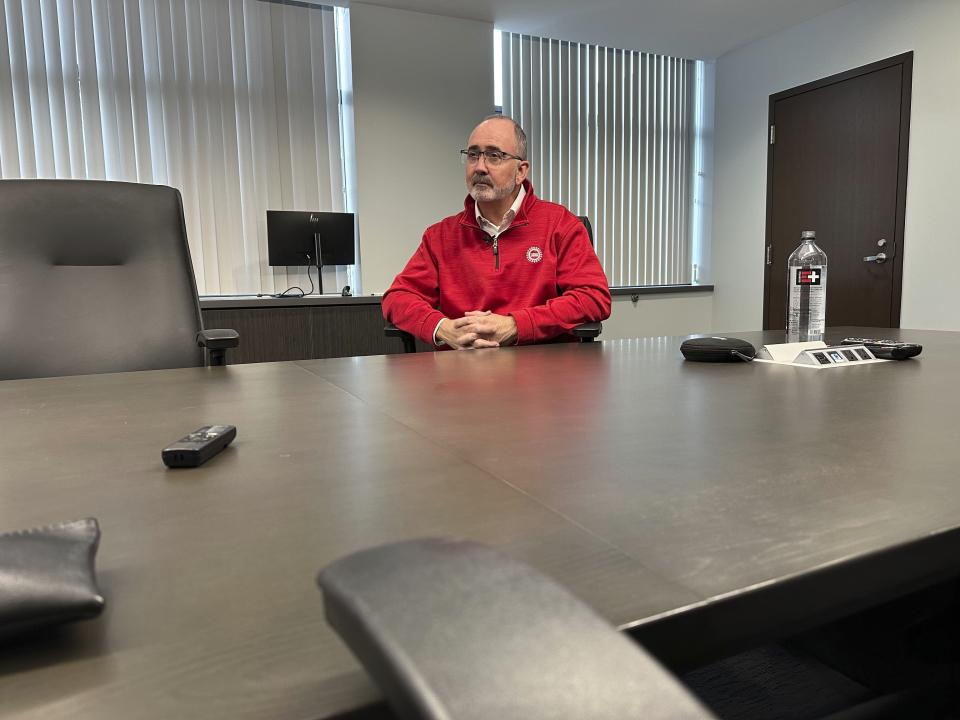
[786,230,828,343]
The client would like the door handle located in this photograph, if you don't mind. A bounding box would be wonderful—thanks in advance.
[863,252,887,264]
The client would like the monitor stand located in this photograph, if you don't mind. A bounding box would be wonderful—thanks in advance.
[312,232,325,295]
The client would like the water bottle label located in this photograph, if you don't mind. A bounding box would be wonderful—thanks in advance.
[787,264,827,341]
[795,268,823,286]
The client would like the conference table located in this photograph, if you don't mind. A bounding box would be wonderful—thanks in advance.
[2,327,959,719]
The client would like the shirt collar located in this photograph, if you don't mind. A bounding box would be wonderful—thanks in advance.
[475,184,526,238]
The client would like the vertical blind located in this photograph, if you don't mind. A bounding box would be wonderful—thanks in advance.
[501,33,697,287]
[0,0,350,296]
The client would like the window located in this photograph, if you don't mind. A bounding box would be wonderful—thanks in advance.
[0,0,356,296]
[496,31,706,288]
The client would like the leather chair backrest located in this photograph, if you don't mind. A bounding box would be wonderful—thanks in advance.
[576,215,594,246]
[0,180,205,380]
[319,538,715,720]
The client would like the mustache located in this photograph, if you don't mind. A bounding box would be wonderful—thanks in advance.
[470,173,492,186]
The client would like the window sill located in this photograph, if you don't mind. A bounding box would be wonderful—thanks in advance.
[609,284,714,297]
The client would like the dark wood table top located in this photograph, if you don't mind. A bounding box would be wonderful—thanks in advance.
[2,327,958,718]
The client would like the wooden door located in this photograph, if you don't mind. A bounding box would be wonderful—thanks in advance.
[764,53,912,330]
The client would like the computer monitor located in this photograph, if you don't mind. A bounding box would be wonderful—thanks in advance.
[267,210,355,267]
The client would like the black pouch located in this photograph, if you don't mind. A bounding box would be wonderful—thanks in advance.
[680,336,756,362]
[0,518,105,639]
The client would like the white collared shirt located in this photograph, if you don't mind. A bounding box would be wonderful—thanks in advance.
[475,184,526,238]
[434,186,527,345]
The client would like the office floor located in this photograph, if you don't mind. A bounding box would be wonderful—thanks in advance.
[683,579,960,719]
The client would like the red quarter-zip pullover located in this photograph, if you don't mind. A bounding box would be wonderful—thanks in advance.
[382,181,612,346]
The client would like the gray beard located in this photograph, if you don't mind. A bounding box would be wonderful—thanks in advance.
[469,178,516,203]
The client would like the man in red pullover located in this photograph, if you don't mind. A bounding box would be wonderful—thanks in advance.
[382,115,612,350]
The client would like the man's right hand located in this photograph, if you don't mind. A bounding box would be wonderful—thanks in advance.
[436,318,499,350]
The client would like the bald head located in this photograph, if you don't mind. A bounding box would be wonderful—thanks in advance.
[471,115,527,160]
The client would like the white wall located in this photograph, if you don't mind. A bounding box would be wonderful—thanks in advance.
[350,3,494,294]
[712,0,960,332]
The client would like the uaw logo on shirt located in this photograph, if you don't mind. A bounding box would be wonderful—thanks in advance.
[795,268,822,285]
[526,246,543,264]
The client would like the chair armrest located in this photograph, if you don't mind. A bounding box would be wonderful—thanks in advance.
[196,329,239,367]
[196,329,240,349]
[318,538,714,720]
[573,321,602,341]
[384,323,417,354]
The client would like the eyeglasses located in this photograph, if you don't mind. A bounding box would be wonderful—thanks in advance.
[460,149,524,166]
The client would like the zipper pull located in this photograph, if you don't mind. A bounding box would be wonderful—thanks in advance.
[493,235,499,270]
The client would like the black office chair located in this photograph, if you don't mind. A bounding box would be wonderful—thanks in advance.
[0,179,238,380]
[320,540,954,720]
[384,215,603,352]
[319,538,714,720]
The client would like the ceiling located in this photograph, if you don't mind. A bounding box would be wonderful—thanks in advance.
[352,0,859,59]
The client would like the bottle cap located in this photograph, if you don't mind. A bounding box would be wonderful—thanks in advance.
[801,230,816,239]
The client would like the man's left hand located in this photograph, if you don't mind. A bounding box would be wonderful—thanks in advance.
[453,310,518,347]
